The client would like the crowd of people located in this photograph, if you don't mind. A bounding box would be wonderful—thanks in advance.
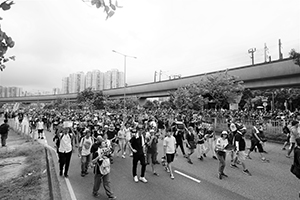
[1,106,300,198]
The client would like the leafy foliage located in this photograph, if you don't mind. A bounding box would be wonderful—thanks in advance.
[169,72,244,110]
[289,49,300,66]
[88,0,122,20]
[77,87,106,110]
[0,0,15,71]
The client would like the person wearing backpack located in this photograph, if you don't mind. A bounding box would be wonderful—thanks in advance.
[91,137,116,199]
[78,130,93,177]
[56,127,74,178]
[0,119,10,147]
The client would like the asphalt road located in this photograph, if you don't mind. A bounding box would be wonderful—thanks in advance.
[43,130,299,200]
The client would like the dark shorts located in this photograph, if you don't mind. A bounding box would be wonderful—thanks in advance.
[166,153,175,163]
[38,129,43,133]
[250,140,264,152]
[147,153,156,164]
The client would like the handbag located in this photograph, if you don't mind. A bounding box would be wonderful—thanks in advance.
[290,164,300,179]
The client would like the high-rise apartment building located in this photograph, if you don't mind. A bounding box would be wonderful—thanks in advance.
[85,71,92,89]
[0,86,22,97]
[104,71,112,90]
[79,72,85,92]
[92,70,100,90]
[99,72,104,90]
[62,77,69,94]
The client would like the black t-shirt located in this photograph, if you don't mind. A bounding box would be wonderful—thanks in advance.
[234,133,246,151]
[130,135,144,155]
[106,129,117,140]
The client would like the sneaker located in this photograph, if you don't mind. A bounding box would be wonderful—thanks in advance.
[261,158,270,162]
[81,173,85,177]
[93,192,100,197]
[165,167,170,173]
[187,159,193,164]
[286,155,291,158]
[122,155,126,159]
[84,171,89,175]
[245,155,252,159]
[230,164,239,169]
[108,196,117,200]
[133,176,139,183]
[203,153,206,157]
[41,137,44,139]
[221,173,228,177]
[59,171,63,176]
[170,174,175,179]
[153,172,159,176]
[139,177,148,183]
[282,147,286,150]
[198,156,203,161]
[212,156,217,160]
[64,174,69,178]
[243,169,252,176]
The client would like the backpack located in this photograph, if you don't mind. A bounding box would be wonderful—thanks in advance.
[54,132,73,151]
[0,124,8,135]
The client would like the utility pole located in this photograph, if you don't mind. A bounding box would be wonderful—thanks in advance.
[159,70,162,82]
[248,48,256,65]
[264,43,268,63]
[154,71,157,82]
[279,39,283,60]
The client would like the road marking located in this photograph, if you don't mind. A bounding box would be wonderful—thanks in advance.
[65,178,78,200]
[174,170,201,183]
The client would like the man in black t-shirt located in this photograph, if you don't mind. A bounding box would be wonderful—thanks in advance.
[231,127,252,176]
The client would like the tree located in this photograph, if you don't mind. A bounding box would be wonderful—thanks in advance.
[77,87,106,110]
[197,73,244,109]
[0,0,15,71]
[289,49,300,67]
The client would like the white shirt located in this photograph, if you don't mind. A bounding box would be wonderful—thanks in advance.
[59,133,72,153]
[216,137,228,152]
[163,135,176,154]
[37,121,44,130]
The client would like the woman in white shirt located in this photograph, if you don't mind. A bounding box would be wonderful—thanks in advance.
[215,131,229,180]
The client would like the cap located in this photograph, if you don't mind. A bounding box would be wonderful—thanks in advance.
[221,131,228,136]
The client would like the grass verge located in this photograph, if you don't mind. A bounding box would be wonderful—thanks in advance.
[0,142,49,200]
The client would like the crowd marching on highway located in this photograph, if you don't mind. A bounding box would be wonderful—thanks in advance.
[1,107,300,199]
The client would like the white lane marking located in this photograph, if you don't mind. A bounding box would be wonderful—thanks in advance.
[174,170,201,183]
[65,178,78,200]
[44,138,78,200]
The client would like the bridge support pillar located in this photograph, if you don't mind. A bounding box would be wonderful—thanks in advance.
[138,97,147,107]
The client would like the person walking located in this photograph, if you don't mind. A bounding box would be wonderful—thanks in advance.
[57,127,74,178]
[0,119,10,147]
[246,121,269,162]
[146,129,159,176]
[185,126,197,164]
[215,131,229,179]
[78,130,93,177]
[37,118,44,139]
[128,127,148,183]
[91,137,117,199]
[163,128,176,179]
[231,127,252,176]
[287,121,300,158]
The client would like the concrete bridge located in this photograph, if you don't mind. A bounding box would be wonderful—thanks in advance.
[1,58,300,104]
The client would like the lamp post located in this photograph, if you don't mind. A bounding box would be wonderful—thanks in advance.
[112,50,137,116]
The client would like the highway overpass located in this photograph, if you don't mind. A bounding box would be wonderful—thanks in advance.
[1,58,300,104]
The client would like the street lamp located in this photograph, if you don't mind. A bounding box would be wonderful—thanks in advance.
[112,50,137,116]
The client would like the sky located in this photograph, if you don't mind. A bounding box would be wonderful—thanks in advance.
[0,0,299,93]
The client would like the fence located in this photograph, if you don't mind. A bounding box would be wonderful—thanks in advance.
[6,117,34,141]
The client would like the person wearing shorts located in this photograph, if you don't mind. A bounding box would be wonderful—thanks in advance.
[231,128,252,176]
[163,129,176,179]
[246,122,268,162]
